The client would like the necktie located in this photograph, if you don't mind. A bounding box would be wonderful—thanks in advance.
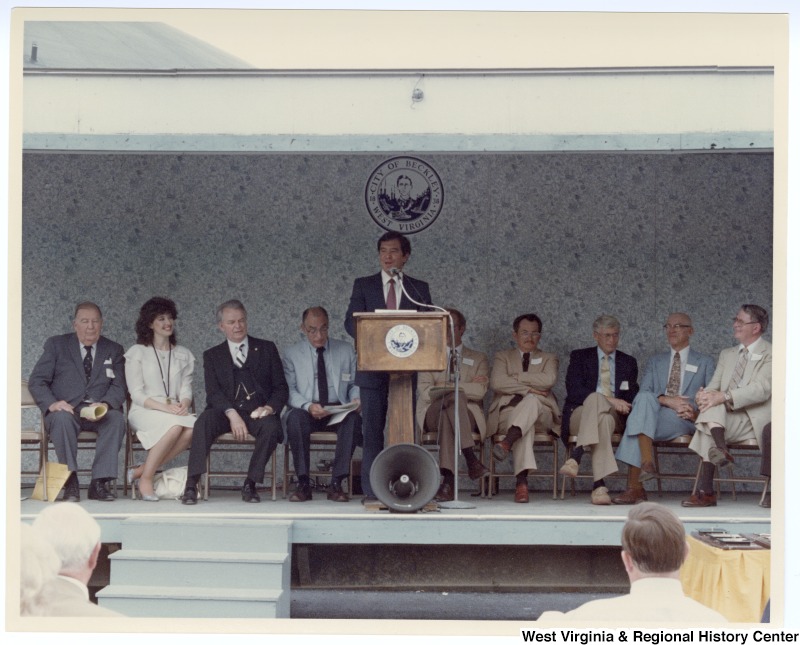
[316,346,329,406]
[665,352,682,397]
[235,343,246,367]
[449,349,459,381]
[729,348,749,390]
[600,354,612,397]
[522,352,530,372]
[83,345,93,381]
[386,278,397,310]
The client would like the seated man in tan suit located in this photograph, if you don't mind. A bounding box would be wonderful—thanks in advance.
[416,308,489,502]
[682,304,772,508]
[488,313,560,503]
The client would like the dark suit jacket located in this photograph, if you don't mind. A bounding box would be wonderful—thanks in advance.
[561,345,639,444]
[203,335,289,416]
[28,333,127,414]
[344,271,433,389]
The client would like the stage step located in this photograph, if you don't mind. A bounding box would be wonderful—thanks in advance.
[98,517,292,617]
[96,585,285,618]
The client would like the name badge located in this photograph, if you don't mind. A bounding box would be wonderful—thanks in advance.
[462,357,474,366]
[532,357,543,365]
[620,381,630,391]
[750,353,763,361]
[106,368,115,378]
[686,364,698,373]
[342,373,352,381]
[104,358,112,365]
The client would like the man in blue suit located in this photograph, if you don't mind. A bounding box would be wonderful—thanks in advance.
[283,306,362,502]
[612,313,715,504]
[345,232,433,504]
[28,301,127,502]
[560,314,639,505]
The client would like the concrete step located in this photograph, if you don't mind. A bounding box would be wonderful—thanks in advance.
[97,585,285,618]
[109,549,288,588]
[118,516,292,551]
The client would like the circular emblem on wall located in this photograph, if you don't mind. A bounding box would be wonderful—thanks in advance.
[385,324,420,358]
[365,156,444,234]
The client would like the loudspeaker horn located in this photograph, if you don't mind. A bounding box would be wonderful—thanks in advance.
[369,442,440,513]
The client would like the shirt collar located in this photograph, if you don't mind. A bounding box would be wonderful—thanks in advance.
[597,346,615,361]
[741,336,765,354]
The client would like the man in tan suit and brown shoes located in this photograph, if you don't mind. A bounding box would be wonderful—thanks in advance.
[416,308,489,502]
[682,304,771,508]
[488,313,561,503]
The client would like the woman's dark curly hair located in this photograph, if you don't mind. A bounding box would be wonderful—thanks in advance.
[135,297,178,346]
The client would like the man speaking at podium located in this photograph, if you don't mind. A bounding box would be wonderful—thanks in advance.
[345,232,433,504]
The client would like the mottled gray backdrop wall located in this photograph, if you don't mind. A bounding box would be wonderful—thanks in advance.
[21,150,773,489]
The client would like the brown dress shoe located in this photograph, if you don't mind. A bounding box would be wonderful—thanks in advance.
[434,482,454,502]
[468,460,489,480]
[639,460,657,482]
[612,487,648,505]
[514,480,529,503]
[681,490,717,507]
[326,483,350,502]
[289,484,312,502]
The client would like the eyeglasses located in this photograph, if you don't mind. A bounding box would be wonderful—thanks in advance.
[732,318,758,326]
[663,324,692,330]
[517,331,541,339]
[304,326,328,336]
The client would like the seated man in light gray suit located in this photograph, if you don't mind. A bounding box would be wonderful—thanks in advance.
[282,306,362,502]
[28,301,127,502]
[612,313,715,504]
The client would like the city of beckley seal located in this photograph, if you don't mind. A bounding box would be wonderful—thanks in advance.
[365,156,444,234]
[385,324,420,358]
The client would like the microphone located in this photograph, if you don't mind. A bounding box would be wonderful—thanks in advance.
[388,267,402,277]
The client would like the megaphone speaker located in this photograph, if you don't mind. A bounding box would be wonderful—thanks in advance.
[369,442,440,513]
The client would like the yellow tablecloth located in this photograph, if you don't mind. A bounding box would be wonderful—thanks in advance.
[680,535,770,622]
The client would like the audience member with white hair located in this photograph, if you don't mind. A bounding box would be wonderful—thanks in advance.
[19,522,60,616]
[31,504,122,617]
[538,502,727,622]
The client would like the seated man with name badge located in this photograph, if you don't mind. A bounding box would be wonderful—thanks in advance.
[282,306,362,503]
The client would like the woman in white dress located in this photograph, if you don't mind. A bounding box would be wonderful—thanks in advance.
[125,297,196,501]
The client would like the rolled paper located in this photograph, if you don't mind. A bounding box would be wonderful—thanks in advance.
[80,402,108,421]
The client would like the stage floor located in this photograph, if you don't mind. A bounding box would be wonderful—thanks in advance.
[20,487,771,547]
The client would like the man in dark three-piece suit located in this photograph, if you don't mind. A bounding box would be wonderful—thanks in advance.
[28,301,127,502]
[345,231,433,504]
[612,312,715,504]
[181,299,289,505]
[560,314,639,505]
[282,306,362,503]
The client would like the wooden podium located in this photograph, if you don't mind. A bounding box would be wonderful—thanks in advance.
[353,311,448,446]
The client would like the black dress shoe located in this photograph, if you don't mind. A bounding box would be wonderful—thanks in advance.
[241,480,261,503]
[289,484,312,502]
[61,473,80,502]
[88,479,115,501]
[181,486,198,505]
[326,481,349,502]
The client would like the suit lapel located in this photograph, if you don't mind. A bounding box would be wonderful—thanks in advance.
[216,341,236,397]
[68,335,86,381]
[680,349,699,395]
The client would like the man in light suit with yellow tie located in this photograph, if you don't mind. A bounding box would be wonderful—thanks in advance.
[682,304,771,508]
[487,313,561,503]
[416,308,489,502]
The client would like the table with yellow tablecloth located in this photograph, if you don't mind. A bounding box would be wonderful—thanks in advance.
[680,534,770,622]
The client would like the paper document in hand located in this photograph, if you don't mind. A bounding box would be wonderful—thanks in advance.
[324,401,359,425]
[79,402,108,421]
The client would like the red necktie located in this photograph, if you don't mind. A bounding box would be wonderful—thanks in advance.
[386,278,397,309]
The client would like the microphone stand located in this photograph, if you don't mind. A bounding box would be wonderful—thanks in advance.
[391,269,476,510]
